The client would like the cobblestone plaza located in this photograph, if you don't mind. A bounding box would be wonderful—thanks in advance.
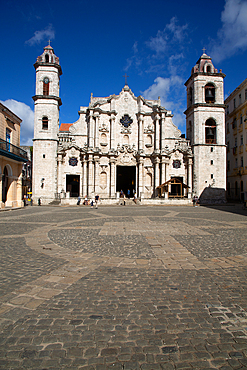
[0,204,247,369]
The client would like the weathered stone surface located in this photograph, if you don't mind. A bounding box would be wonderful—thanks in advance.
[0,204,247,369]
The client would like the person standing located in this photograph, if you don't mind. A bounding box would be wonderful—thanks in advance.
[133,192,137,204]
[95,194,100,208]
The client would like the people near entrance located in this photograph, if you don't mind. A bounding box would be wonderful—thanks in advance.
[77,196,81,205]
[119,192,126,206]
[90,199,94,208]
[127,189,130,198]
[83,195,88,205]
[95,194,100,208]
[133,192,137,204]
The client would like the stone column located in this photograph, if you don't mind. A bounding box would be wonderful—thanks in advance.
[138,158,144,197]
[94,113,99,149]
[110,158,116,198]
[88,111,94,148]
[138,115,144,151]
[5,176,16,207]
[161,113,166,150]
[187,157,193,198]
[82,157,88,197]
[110,115,115,150]
[161,157,166,185]
[16,173,23,207]
[88,154,94,197]
[154,157,160,197]
[57,154,63,194]
[155,115,160,151]
[94,157,100,194]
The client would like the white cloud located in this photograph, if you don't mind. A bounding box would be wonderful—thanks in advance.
[146,17,188,56]
[25,24,55,46]
[142,76,186,132]
[142,76,182,107]
[1,100,34,145]
[209,0,247,62]
[124,41,141,71]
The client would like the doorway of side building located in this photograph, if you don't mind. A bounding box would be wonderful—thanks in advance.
[66,175,80,197]
[2,166,9,203]
[117,166,136,197]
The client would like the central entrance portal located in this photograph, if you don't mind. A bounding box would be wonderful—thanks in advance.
[117,166,136,197]
[66,175,80,197]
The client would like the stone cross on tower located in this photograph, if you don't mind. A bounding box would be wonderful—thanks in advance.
[202,47,206,54]
[123,73,129,86]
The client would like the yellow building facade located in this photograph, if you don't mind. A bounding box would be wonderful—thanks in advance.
[0,103,28,208]
[225,78,247,201]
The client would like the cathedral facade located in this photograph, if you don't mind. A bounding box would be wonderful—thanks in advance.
[32,45,226,205]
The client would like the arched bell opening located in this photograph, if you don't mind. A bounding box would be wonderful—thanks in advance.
[205,118,216,144]
[205,83,215,103]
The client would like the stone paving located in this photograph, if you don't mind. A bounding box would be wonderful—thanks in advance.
[0,204,246,369]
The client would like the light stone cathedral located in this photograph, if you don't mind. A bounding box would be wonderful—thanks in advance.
[32,45,226,205]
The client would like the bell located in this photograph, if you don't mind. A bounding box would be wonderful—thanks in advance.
[206,89,213,98]
[207,127,214,137]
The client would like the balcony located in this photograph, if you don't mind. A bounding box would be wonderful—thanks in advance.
[0,138,28,162]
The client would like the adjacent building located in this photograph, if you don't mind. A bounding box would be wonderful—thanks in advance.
[0,103,28,208]
[225,78,247,202]
[32,45,226,205]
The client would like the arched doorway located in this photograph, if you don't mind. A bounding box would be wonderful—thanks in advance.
[2,166,9,203]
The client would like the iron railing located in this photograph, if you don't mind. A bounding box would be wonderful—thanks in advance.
[0,138,28,160]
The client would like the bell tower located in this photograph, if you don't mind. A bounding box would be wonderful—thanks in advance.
[184,52,226,202]
[32,44,62,204]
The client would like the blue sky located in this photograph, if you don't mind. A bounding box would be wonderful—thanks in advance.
[1,0,247,145]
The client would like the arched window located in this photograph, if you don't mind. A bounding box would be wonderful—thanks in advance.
[42,116,48,130]
[205,118,216,144]
[205,83,215,103]
[45,54,49,63]
[206,65,211,73]
[43,77,49,96]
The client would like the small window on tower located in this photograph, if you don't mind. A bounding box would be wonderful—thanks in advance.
[45,54,49,63]
[43,77,49,96]
[207,65,211,73]
[42,116,48,130]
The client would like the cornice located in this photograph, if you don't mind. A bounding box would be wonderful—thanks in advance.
[184,102,226,115]
[34,62,62,76]
[32,95,62,106]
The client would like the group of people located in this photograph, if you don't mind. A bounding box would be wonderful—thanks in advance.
[119,189,137,205]
[77,194,100,208]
